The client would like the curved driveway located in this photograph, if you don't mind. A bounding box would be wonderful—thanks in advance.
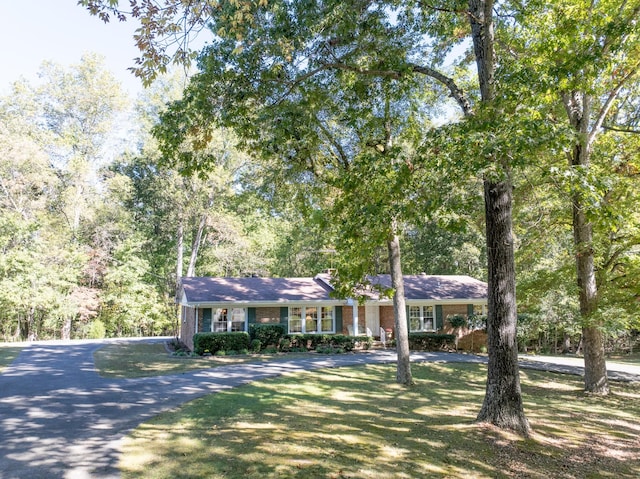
[0,339,638,479]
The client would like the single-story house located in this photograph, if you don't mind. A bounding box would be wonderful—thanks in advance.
[178,273,488,351]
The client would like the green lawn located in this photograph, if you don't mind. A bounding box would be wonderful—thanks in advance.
[93,341,307,378]
[0,344,23,373]
[120,362,640,479]
[607,352,640,366]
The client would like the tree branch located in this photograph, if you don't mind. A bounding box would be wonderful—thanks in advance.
[272,59,473,121]
[321,62,402,79]
[315,120,351,171]
[589,64,640,147]
[417,1,470,16]
[408,63,474,116]
[602,123,640,134]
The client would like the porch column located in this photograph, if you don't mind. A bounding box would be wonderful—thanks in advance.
[347,298,359,336]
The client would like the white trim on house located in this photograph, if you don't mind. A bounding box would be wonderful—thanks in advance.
[402,299,488,306]
[408,305,436,332]
[287,305,336,334]
[365,304,380,335]
[194,307,250,333]
[183,300,344,309]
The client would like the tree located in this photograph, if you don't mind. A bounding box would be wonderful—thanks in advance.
[464,0,528,433]
[514,125,640,356]
[80,0,531,432]
[29,54,128,237]
[113,71,288,304]
[0,54,171,340]
[0,75,89,340]
[507,0,640,394]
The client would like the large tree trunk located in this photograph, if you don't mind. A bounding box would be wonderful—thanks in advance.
[387,227,412,386]
[476,178,530,435]
[573,183,608,393]
[469,0,529,434]
[563,91,609,395]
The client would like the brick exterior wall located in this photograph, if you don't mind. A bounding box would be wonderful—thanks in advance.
[379,306,395,334]
[442,304,470,318]
[339,305,394,338]
[457,330,488,353]
[439,303,488,352]
[254,307,281,324]
[179,301,486,351]
[180,305,196,351]
[340,306,366,335]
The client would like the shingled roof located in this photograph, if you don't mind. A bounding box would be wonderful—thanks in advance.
[364,274,487,301]
[180,274,487,305]
[180,276,335,304]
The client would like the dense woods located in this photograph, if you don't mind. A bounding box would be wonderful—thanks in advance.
[0,56,488,341]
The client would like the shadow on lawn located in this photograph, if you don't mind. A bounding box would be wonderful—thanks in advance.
[120,362,638,479]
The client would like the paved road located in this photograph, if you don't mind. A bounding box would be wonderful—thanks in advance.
[0,339,638,479]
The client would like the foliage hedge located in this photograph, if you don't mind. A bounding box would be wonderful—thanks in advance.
[193,332,250,355]
[408,333,456,351]
[285,334,373,352]
[194,327,375,354]
[246,324,374,352]
[249,324,286,348]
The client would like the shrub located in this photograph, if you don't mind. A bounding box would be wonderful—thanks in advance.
[283,334,373,352]
[249,324,286,349]
[285,334,327,351]
[278,337,291,352]
[408,333,456,351]
[250,339,262,353]
[87,319,106,339]
[354,335,374,350]
[329,334,352,350]
[193,332,250,355]
[172,350,192,357]
[468,314,487,331]
[448,315,468,329]
[331,334,373,351]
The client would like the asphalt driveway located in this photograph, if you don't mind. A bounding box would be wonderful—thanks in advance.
[0,339,638,479]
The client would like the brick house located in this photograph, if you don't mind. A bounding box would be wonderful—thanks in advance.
[178,273,487,351]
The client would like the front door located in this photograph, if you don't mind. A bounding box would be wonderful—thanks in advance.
[364,304,380,337]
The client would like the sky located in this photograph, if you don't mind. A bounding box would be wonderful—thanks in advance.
[0,1,147,98]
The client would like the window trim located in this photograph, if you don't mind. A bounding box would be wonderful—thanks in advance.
[288,305,335,334]
[409,305,436,332]
[209,307,248,333]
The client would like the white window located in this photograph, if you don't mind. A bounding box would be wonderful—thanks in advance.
[321,306,334,332]
[212,308,246,332]
[289,307,303,333]
[472,304,487,316]
[409,305,435,332]
[288,306,334,334]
